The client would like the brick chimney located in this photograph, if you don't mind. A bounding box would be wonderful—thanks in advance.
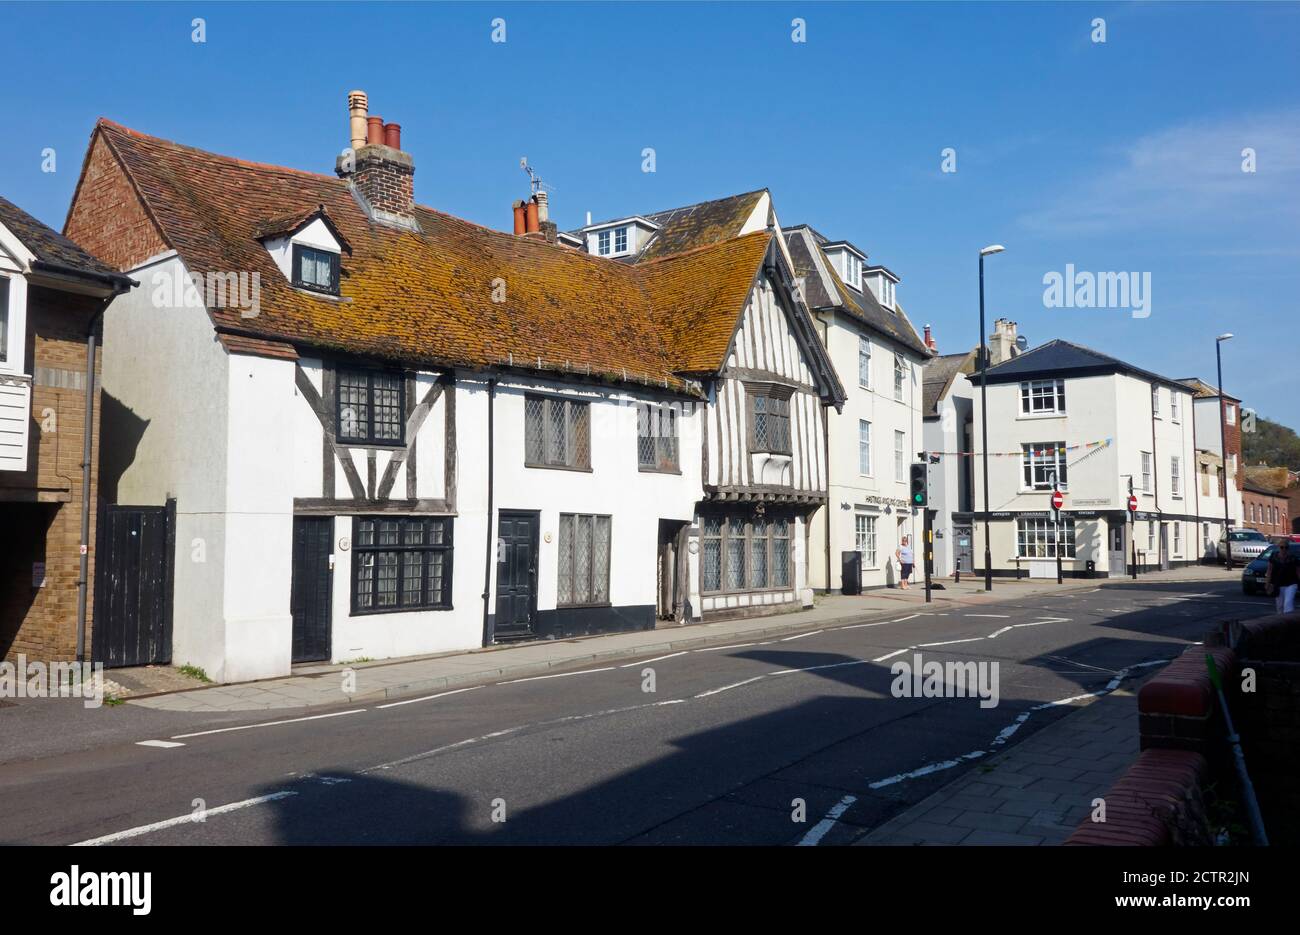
[923,324,936,351]
[336,90,417,230]
[988,318,1019,365]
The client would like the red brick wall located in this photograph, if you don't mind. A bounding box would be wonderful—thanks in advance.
[1242,489,1289,537]
[64,134,168,271]
[0,288,103,662]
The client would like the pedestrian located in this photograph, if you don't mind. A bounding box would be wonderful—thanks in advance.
[897,536,914,590]
[1265,539,1298,614]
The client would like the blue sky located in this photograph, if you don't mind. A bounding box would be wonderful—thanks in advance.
[3,1,1297,426]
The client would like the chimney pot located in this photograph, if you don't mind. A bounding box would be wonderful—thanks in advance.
[512,200,527,235]
[348,90,369,152]
[384,122,401,149]
[525,197,540,234]
[534,190,549,224]
[367,116,384,146]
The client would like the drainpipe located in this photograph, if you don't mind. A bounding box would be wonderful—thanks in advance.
[480,375,498,646]
[1150,383,1161,571]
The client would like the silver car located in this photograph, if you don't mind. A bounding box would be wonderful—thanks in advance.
[1218,528,1270,562]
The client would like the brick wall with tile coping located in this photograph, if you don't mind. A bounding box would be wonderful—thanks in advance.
[1067,612,1300,845]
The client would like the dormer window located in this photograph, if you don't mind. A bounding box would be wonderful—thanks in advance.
[293,244,340,295]
[597,225,630,257]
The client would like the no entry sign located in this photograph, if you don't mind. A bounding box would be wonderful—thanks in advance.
[1051,490,1064,511]
[1128,494,1138,512]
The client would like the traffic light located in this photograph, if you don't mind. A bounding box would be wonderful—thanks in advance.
[909,462,928,507]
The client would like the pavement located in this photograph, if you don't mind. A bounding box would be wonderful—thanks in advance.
[122,568,1226,714]
[857,677,1147,845]
[0,564,1268,845]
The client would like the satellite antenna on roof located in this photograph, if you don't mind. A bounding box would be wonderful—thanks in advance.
[1015,334,1029,352]
[519,157,555,196]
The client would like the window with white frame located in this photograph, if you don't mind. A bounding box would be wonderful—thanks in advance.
[858,336,871,389]
[1019,379,1066,415]
[1016,518,1076,558]
[1140,451,1152,492]
[614,226,628,254]
[855,514,878,567]
[858,420,872,475]
[1171,456,1181,497]
[1173,522,1182,554]
[1148,523,1155,552]
[843,253,863,290]
[1151,386,1160,416]
[1170,393,1180,422]
[1021,442,1067,490]
[894,430,906,483]
[893,355,905,402]
[1226,403,1236,425]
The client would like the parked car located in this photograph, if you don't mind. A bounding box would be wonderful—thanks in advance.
[1219,528,1270,563]
[1242,545,1276,595]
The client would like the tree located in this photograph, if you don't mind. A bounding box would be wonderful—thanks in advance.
[1243,414,1300,468]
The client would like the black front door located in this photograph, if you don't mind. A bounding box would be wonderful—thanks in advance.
[495,510,538,640]
[93,504,174,668]
[290,517,333,663]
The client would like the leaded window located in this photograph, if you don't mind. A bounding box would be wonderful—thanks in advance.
[525,394,590,469]
[750,390,792,454]
[637,402,679,471]
[352,516,453,613]
[558,513,610,605]
[701,512,795,594]
[337,368,404,444]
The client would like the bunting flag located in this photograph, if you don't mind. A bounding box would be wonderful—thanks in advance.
[924,438,1114,458]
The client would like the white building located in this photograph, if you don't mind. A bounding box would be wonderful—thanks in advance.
[65,104,843,681]
[968,338,1205,578]
[921,349,977,578]
[784,226,933,591]
[1178,377,1245,559]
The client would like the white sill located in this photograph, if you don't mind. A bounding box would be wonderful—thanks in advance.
[1017,412,1067,420]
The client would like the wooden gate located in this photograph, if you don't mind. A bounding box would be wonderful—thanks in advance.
[93,503,174,668]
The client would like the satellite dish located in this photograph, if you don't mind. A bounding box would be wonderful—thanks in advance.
[1015,334,1029,351]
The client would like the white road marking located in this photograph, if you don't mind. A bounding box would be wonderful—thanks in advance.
[964,614,1010,619]
[872,648,911,662]
[694,676,767,698]
[619,651,688,668]
[376,685,483,709]
[171,708,366,739]
[499,666,617,685]
[868,750,986,790]
[780,629,824,642]
[917,637,985,648]
[71,791,298,846]
[135,740,185,749]
[696,641,759,652]
[796,794,857,846]
[769,659,868,676]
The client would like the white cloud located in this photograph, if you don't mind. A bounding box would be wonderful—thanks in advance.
[1019,110,1300,236]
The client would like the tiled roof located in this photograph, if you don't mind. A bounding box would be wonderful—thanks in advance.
[1177,377,1241,402]
[1244,465,1294,494]
[922,351,975,417]
[971,339,1187,390]
[79,121,787,395]
[0,194,130,285]
[636,190,767,261]
[783,225,929,357]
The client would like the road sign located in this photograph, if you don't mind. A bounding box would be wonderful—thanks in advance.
[1128,494,1138,512]
[1051,490,1064,511]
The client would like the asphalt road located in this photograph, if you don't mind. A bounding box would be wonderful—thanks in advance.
[0,577,1274,845]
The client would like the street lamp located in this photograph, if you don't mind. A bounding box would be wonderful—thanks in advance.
[1216,333,1234,569]
[978,244,1005,591]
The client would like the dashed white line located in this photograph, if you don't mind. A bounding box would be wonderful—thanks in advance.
[796,794,857,846]
[780,629,824,642]
[171,708,366,740]
[499,666,617,685]
[71,792,298,846]
[619,651,688,668]
[964,614,1010,619]
[917,637,986,648]
[694,676,767,698]
[135,740,185,749]
[868,750,987,790]
[376,685,483,709]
